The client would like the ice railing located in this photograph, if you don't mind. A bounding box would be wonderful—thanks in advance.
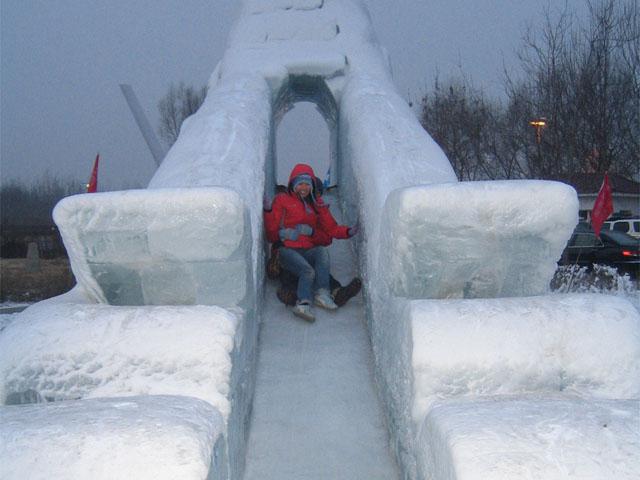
[53,187,253,308]
[378,181,578,300]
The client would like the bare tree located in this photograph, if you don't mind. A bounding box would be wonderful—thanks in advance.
[420,78,503,180]
[157,82,208,147]
[419,1,638,181]
[503,0,638,179]
[504,5,576,178]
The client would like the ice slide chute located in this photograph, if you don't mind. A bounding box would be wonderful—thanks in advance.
[6,1,638,480]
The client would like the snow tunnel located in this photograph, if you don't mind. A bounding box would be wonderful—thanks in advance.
[272,74,338,188]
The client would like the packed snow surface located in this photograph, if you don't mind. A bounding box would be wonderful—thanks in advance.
[410,293,640,422]
[376,293,640,479]
[0,303,240,418]
[418,397,640,480]
[0,395,224,480]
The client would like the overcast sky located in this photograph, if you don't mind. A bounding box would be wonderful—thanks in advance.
[1,1,589,189]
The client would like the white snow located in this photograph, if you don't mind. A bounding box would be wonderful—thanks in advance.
[375,293,640,479]
[410,294,640,421]
[0,299,257,479]
[0,312,20,332]
[418,397,640,480]
[0,302,240,417]
[0,395,225,480]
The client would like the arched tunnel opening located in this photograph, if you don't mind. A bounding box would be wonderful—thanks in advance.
[276,101,330,187]
[263,73,357,308]
[270,74,339,193]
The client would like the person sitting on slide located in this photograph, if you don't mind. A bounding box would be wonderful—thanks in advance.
[268,242,362,308]
[265,178,361,308]
[264,163,358,322]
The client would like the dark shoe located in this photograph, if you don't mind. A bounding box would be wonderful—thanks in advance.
[332,277,362,307]
[276,286,297,306]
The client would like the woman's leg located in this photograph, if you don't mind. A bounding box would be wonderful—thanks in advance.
[301,247,331,292]
[279,248,314,303]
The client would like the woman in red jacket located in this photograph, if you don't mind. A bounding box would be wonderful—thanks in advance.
[265,163,357,322]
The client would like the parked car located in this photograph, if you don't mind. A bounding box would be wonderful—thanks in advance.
[602,218,640,239]
[559,225,640,278]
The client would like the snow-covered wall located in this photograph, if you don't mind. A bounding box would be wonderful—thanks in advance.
[378,293,640,479]
[418,397,640,480]
[0,303,239,415]
[1,396,227,480]
[0,299,258,479]
[379,181,577,299]
[409,294,640,420]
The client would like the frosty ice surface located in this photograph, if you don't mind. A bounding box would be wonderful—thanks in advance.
[54,187,252,307]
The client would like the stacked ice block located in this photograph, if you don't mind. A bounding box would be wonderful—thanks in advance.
[53,187,252,307]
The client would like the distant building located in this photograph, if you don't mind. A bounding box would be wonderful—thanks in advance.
[551,173,639,221]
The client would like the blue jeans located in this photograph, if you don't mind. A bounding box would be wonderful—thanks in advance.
[279,247,331,303]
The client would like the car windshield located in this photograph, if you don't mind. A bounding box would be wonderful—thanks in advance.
[602,230,639,246]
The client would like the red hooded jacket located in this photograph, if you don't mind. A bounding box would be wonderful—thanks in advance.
[264,163,350,249]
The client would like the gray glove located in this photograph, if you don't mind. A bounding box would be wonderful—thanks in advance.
[296,224,314,236]
[279,228,299,241]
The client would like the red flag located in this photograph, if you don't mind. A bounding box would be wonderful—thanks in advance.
[87,154,100,193]
[590,173,613,237]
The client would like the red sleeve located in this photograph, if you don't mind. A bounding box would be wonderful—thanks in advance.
[311,227,333,246]
[316,197,350,239]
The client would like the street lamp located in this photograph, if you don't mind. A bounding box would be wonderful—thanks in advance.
[529,117,547,173]
[529,117,547,144]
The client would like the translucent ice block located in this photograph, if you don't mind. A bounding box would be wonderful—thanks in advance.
[379,180,578,299]
[53,187,252,307]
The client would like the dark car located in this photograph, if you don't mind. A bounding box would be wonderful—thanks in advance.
[559,225,640,278]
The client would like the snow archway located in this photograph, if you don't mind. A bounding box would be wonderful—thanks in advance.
[273,75,338,187]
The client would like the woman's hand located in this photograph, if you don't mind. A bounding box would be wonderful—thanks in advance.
[296,224,314,236]
[279,228,299,241]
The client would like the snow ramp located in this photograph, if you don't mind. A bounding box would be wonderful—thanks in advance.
[3,1,639,480]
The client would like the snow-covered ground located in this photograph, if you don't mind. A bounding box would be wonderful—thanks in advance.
[552,264,639,310]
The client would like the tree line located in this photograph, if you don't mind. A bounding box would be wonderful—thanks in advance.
[0,176,82,228]
[419,0,639,181]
